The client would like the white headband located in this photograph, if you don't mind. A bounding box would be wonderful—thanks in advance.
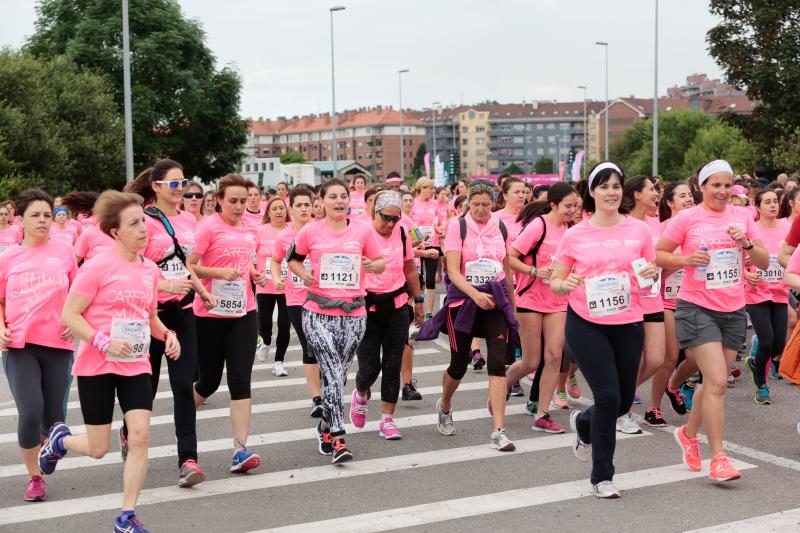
[698,159,734,185]
[588,162,622,189]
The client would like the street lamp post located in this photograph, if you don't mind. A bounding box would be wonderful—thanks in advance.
[653,0,659,177]
[596,41,609,160]
[431,101,440,178]
[398,69,409,181]
[329,6,345,179]
[577,85,587,178]
[122,0,134,182]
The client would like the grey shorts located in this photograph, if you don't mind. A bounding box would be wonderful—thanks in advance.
[674,299,746,351]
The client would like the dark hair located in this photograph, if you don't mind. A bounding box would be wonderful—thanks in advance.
[16,188,54,217]
[277,181,289,191]
[621,175,652,214]
[124,158,183,205]
[517,182,577,227]
[262,196,291,224]
[496,173,512,188]
[583,162,624,213]
[754,189,778,209]
[385,171,400,181]
[93,190,144,237]
[768,181,785,191]
[494,177,525,211]
[364,184,385,206]
[453,194,467,213]
[532,184,551,200]
[658,181,692,222]
[216,174,254,199]
[289,185,314,207]
[779,187,800,218]
[319,178,349,199]
[61,192,99,216]
[754,165,767,179]
[352,174,367,187]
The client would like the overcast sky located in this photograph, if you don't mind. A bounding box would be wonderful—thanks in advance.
[1,0,725,119]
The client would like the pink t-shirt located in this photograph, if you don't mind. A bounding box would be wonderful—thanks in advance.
[292,219,382,316]
[660,218,683,311]
[0,241,77,350]
[512,216,568,313]
[50,223,79,246]
[256,223,287,295]
[662,204,761,313]
[349,191,366,217]
[67,219,83,237]
[436,201,450,228]
[70,252,159,377]
[554,216,655,325]
[495,210,523,251]
[411,198,440,247]
[274,224,310,307]
[746,219,790,305]
[0,225,22,254]
[142,210,197,304]
[241,209,263,228]
[365,224,413,310]
[74,224,114,263]
[639,216,665,315]
[191,214,258,318]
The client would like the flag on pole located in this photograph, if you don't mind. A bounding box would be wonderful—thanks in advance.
[424,152,431,178]
[571,150,585,182]
[434,155,445,186]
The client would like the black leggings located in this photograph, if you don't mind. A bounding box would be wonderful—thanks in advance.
[287,305,316,364]
[746,301,788,387]
[149,304,198,466]
[4,345,72,449]
[194,311,258,400]
[420,252,440,290]
[356,305,410,404]
[446,306,508,379]
[257,293,290,362]
[566,307,643,485]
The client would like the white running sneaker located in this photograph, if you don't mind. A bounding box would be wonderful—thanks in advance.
[272,361,288,377]
[591,480,620,498]
[569,410,591,462]
[615,413,642,434]
[490,428,516,451]
[408,323,420,340]
[256,343,269,363]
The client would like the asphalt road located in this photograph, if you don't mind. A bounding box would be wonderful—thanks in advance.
[0,325,799,532]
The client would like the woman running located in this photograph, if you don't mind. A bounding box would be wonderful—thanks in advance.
[0,189,76,502]
[411,177,442,320]
[779,187,800,225]
[67,192,114,264]
[41,190,179,533]
[657,159,768,483]
[0,203,22,254]
[202,191,217,217]
[272,186,322,418]
[49,206,79,247]
[349,174,368,217]
[419,179,518,452]
[242,183,264,227]
[289,178,384,464]
[351,190,424,440]
[182,182,205,221]
[255,196,291,374]
[645,181,695,427]
[743,189,789,404]
[187,174,263,474]
[124,158,214,487]
[507,183,578,433]
[551,162,658,498]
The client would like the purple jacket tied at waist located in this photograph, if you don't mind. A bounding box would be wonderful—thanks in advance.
[418,280,519,341]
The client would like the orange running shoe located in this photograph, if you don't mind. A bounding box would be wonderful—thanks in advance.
[710,453,741,482]
[673,424,702,472]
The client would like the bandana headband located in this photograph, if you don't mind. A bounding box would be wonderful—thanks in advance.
[373,191,402,212]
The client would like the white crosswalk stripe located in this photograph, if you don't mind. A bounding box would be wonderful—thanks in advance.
[683,508,800,532]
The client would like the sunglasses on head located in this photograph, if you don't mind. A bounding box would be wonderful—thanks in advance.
[183,192,204,199]
[155,179,189,190]
[379,212,401,224]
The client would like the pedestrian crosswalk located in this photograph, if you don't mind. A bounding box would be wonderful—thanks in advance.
[0,332,795,532]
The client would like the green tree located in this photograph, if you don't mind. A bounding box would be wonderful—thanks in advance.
[412,142,427,179]
[27,0,247,182]
[279,151,306,164]
[534,157,554,174]
[707,1,800,166]
[681,122,758,177]
[771,126,800,173]
[503,163,524,174]
[0,49,123,198]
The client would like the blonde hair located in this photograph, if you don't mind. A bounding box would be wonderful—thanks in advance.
[414,176,434,193]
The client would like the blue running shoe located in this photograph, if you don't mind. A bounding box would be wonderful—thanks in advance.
[39,423,70,475]
[770,360,783,381]
[745,355,757,386]
[115,513,152,533]
[680,383,695,413]
[754,384,771,405]
[230,446,262,473]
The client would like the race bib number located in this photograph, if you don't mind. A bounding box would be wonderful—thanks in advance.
[291,258,312,287]
[210,279,246,316]
[585,273,631,317]
[464,258,501,285]
[664,269,684,300]
[108,318,150,362]
[265,258,288,282]
[706,247,741,289]
[160,255,189,280]
[756,255,784,283]
[319,253,360,289]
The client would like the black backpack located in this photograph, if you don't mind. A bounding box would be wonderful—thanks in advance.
[516,215,547,297]
[143,206,187,267]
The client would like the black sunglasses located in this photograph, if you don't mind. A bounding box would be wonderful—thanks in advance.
[183,192,204,199]
[379,212,401,224]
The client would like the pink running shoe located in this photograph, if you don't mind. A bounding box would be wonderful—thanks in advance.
[24,475,46,502]
[532,413,565,434]
[552,391,569,409]
[379,417,402,440]
[709,452,741,482]
[673,424,702,472]
[350,389,368,428]
[567,374,582,399]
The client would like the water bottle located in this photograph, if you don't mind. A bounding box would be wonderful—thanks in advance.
[694,241,708,281]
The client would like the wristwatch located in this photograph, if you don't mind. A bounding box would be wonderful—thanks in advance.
[530,266,538,278]
[414,296,425,304]
[742,239,754,250]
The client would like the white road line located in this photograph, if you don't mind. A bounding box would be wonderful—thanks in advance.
[0,396,528,479]
[0,363,449,419]
[683,508,800,532]
[434,337,451,351]
[0,380,488,446]
[0,432,650,525]
[254,458,757,533]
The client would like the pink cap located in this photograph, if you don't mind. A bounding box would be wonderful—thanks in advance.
[732,184,748,198]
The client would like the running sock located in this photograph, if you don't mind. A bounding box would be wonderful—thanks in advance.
[356,392,368,402]
[381,413,393,421]
[53,435,67,456]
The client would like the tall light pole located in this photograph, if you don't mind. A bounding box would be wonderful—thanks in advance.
[596,41,609,160]
[398,69,409,180]
[431,101,440,178]
[329,6,345,179]
[122,0,134,182]
[652,0,659,177]
[577,85,587,178]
